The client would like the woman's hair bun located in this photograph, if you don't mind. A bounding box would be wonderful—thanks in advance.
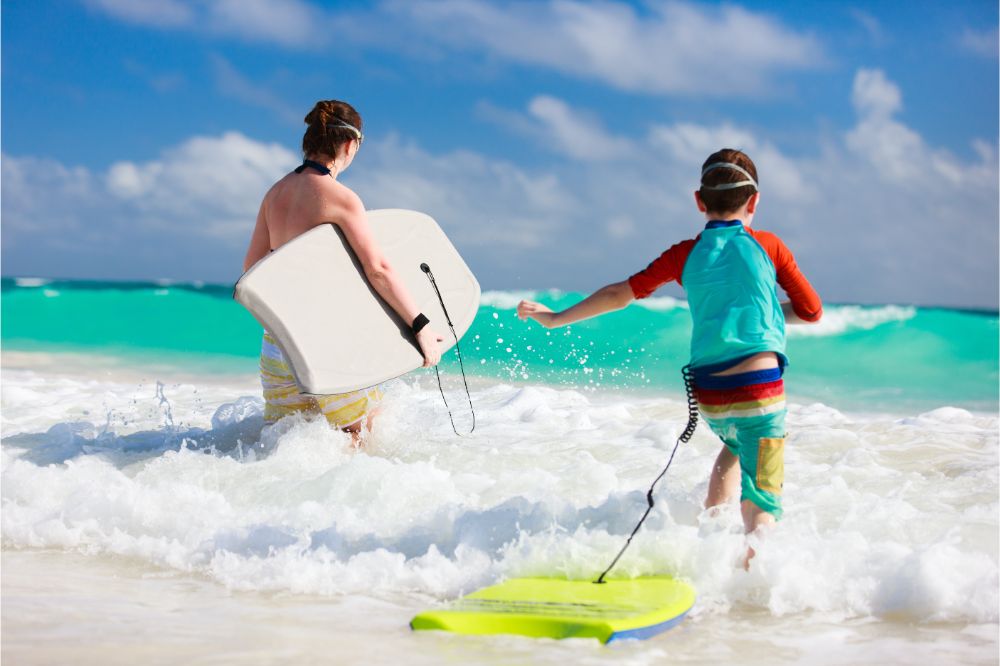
[304,100,337,127]
[302,100,363,157]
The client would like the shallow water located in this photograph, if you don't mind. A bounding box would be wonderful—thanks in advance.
[4,550,995,666]
[2,351,997,663]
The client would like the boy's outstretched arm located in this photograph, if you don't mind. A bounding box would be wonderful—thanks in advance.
[781,301,821,325]
[517,281,634,329]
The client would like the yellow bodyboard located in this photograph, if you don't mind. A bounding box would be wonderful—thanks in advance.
[411,576,695,643]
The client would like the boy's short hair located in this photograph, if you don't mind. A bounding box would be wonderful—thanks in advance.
[699,149,758,214]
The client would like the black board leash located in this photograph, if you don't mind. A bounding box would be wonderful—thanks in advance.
[594,364,698,584]
[420,262,476,436]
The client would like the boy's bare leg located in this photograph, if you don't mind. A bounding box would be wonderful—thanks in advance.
[705,447,741,512]
[741,501,776,533]
[740,500,776,569]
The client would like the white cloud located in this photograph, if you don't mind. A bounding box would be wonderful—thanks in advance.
[798,71,996,306]
[106,161,154,198]
[467,78,996,307]
[87,0,824,97]
[379,0,824,96]
[493,96,808,209]
[3,70,998,306]
[4,132,297,260]
[2,131,576,281]
[85,0,328,47]
[351,134,576,251]
[83,0,194,27]
[846,68,994,188]
[204,0,324,48]
[960,27,999,58]
[482,95,635,162]
[526,96,635,161]
[649,121,813,203]
[851,68,902,119]
[849,9,885,46]
[104,132,298,239]
[1,156,99,238]
[606,216,636,239]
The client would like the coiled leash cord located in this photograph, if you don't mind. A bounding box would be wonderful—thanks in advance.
[594,364,698,584]
[420,263,476,436]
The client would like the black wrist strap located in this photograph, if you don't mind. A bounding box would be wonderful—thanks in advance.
[411,313,430,335]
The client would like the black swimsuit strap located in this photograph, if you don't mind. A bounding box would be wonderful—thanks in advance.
[294,159,332,175]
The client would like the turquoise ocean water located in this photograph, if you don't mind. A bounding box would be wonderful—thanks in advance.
[2,277,997,413]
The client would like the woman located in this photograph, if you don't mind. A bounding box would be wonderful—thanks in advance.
[243,100,443,440]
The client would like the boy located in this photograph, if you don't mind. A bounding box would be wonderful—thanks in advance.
[517,149,822,560]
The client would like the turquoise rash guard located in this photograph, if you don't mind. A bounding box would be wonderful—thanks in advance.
[680,220,787,372]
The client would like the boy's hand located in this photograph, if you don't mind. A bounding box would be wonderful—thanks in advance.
[517,300,558,328]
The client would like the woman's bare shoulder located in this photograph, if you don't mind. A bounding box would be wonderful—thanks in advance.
[321,179,366,224]
[262,171,297,204]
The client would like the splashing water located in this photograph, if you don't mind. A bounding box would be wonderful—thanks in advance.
[1,281,997,662]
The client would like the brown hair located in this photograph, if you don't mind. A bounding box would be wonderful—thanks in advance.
[302,100,363,157]
[698,148,758,215]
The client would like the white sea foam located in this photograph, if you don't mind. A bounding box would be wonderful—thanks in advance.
[633,295,689,311]
[2,360,997,630]
[479,290,541,309]
[13,277,51,288]
[786,304,917,337]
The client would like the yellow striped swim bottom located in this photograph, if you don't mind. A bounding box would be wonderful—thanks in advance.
[260,332,383,428]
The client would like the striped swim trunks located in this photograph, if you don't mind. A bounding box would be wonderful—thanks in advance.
[694,369,787,518]
[260,332,383,429]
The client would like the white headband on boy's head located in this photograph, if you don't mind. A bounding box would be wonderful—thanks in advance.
[700,162,758,191]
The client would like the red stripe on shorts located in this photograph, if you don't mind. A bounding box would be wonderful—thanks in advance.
[694,379,785,406]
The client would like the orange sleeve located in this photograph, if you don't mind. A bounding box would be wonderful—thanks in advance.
[750,229,823,321]
[628,238,697,299]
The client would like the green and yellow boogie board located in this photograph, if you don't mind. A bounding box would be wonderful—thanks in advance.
[411,576,696,643]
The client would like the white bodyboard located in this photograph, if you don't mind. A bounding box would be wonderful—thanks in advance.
[234,209,480,394]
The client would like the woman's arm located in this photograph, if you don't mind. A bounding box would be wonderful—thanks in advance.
[517,281,635,328]
[242,203,271,272]
[336,194,443,366]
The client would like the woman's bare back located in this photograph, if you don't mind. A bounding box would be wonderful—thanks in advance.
[262,169,359,250]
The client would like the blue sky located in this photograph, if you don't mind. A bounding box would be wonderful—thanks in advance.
[3,0,998,308]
